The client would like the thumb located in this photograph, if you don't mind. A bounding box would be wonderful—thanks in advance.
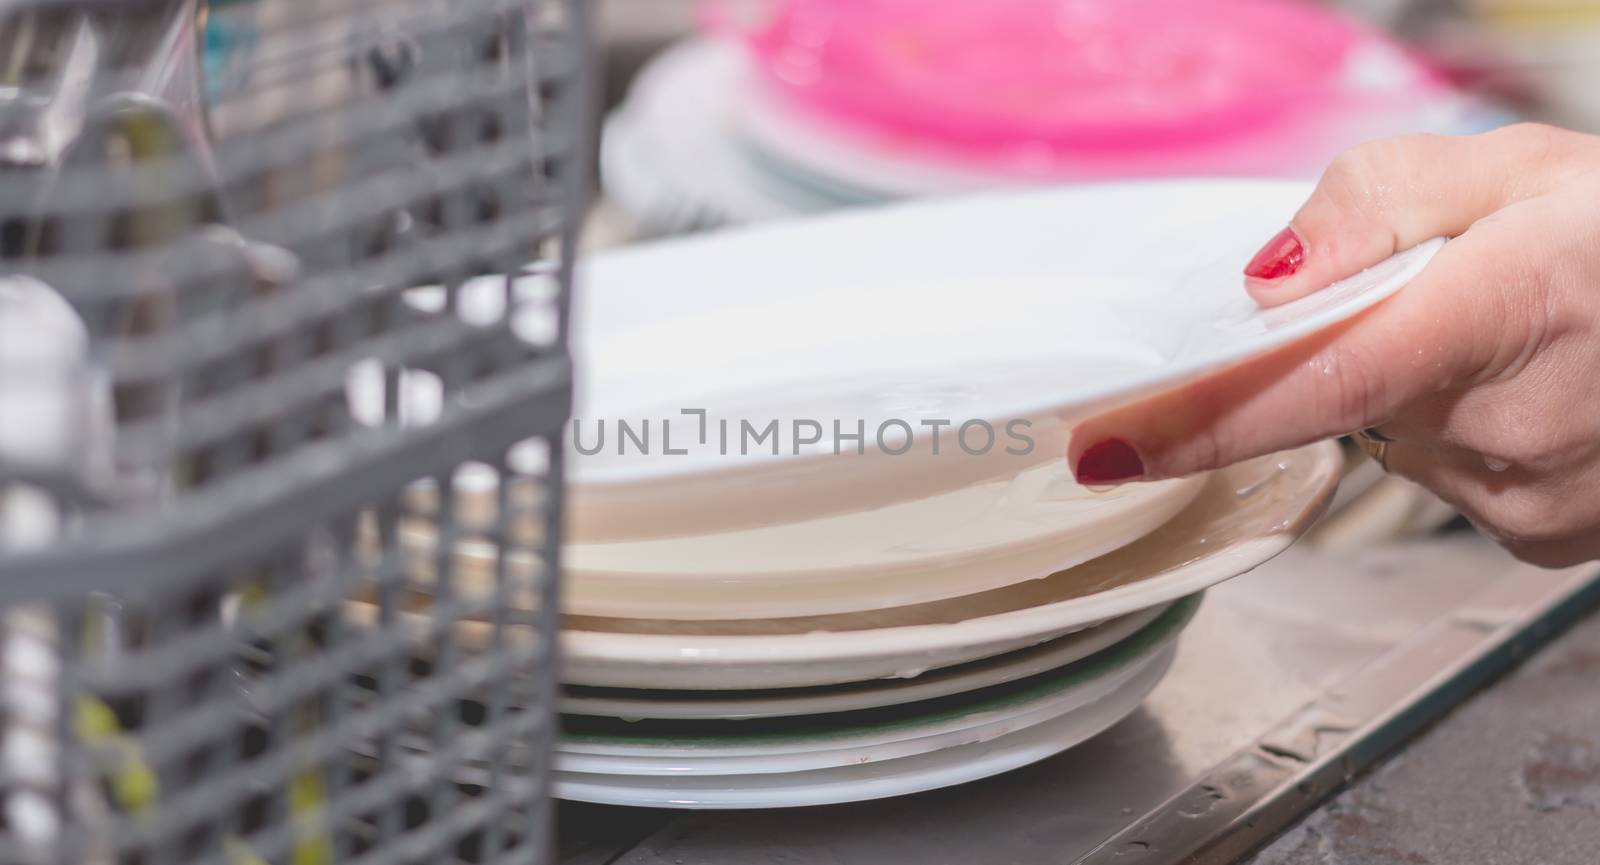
[1244,124,1591,308]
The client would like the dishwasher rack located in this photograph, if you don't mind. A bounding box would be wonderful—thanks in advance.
[0,1,589,863]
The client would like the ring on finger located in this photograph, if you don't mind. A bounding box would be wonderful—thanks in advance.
[1353,428,1391,471]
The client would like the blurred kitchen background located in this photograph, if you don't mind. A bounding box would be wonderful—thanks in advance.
[575,0,1600,244]
[200,0,1600,246]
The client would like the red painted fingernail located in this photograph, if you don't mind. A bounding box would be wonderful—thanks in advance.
[1075,438,1145,485]
[1243,226,1305,280]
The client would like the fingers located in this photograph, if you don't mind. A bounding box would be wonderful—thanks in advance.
[1068,214,1534,485]
[1379,440,1485,500]
[1382,444,1600,567]
[1244,123,1596,307]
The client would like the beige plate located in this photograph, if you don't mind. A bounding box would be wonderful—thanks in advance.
[343,442,1338,690]
[391,457,1202,620]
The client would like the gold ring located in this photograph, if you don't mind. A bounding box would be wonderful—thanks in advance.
[1354,428,1390,471]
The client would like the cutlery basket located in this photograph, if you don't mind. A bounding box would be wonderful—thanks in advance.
[0,0,589,862]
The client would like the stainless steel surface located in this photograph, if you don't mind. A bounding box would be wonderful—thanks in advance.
[1084,545,1600,864]
[555,535,1600,865]
[1247,604,1600,865]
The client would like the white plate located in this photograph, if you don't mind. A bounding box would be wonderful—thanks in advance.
[568,176,1439,541]
[554,600,1189,775]
[551,644,1172,808]
[559,648,1177,777]
[559,601,1173,720]
[600,40,843,236]
[552,441,1339,689]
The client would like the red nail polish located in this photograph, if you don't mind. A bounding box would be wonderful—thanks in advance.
[1243,226,1305,280]
[1075,438,1145,485]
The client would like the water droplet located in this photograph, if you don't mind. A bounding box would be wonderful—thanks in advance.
[1231,469,1277,498]
[1484,456,1510,472]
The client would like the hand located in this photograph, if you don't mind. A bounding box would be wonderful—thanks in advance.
[1068,123,1600,567]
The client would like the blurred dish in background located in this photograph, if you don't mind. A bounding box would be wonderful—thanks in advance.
[726,0,1470,192]
[729,0,1371,154]
[1460,0,1600,132]
[600,40,834,238]
[601,1,1508,236]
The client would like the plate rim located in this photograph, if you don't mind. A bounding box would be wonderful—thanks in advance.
[558,600,1172,720]
[560,440,1340,669]
[559,595,1197,751]
[572,177,1440,490]
[549,646,1172,808]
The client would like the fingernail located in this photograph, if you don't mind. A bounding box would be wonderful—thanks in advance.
[1243,226,1305,280]
[1075,438,1145,485]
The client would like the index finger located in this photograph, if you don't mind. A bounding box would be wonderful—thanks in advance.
[1068,216,1533,485]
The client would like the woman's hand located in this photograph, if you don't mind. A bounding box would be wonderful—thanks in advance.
[1068,123,1600,567]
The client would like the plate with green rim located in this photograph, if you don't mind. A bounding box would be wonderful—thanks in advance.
[558,600,1174,721]
[555,593,1197,764]
[550,648,1175,808]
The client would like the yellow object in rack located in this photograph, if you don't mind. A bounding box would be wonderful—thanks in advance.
[1473,0,1600,29]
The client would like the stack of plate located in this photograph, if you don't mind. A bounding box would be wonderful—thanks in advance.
[550,444,1344,807]
[603,0,1509,238]
[355,181,1441,807]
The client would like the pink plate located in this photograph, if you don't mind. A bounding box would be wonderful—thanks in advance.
[716,0,1417,157]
